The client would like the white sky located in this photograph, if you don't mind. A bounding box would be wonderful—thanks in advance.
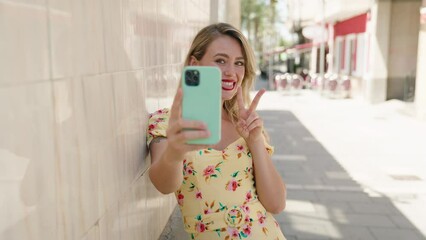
[276,0,294,41]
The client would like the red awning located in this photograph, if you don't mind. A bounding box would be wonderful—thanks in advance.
[334,13,367,38]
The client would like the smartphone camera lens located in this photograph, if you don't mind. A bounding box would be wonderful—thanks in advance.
[185,70,200,86]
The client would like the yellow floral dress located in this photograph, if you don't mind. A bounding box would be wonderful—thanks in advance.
[147,108,286,240]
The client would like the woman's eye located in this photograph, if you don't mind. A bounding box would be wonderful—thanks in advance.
[236,61,245,66]
[215,59,226,64]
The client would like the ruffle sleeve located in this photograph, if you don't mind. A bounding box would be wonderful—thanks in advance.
[146,108,170,146]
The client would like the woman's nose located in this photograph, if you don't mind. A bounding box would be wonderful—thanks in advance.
[223,64,235,77]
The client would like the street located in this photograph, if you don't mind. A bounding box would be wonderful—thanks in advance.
[259,90,426,240]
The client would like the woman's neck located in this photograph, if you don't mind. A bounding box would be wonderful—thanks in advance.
[221,107,230,121]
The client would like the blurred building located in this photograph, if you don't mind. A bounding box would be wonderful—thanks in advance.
[417,0,426,120]
[286,0,426,120]
[0,1,239,240]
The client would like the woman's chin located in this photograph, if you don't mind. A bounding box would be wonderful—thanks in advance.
[221,88,238,101]
[222,95,235,101]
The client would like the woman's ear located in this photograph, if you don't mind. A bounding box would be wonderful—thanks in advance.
[189,56,199,66]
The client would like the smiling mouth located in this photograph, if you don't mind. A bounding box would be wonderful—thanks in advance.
[222,80,236,91]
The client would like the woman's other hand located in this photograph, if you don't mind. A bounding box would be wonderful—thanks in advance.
[236,87,266,144]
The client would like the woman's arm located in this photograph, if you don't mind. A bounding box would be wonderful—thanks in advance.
[248,139,286,214]
[235,87,286,214]
[149,138,185,194]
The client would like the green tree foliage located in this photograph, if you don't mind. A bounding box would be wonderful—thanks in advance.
[241,0,287,66]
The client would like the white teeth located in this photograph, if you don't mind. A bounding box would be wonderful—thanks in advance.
[222,81,234,90]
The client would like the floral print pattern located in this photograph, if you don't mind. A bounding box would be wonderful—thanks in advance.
[225,171,242,192]
[177,190,184,206]
[236,144,244,159]
[203,201,227,215]
[203,162,223,182]
[147,109,286,240]
[183,159,197,184]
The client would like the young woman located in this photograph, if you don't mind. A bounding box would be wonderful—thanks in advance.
[147,23,286,240]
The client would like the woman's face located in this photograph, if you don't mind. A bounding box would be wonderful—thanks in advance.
[190,35,245,101]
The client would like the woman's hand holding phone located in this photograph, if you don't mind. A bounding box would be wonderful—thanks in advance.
[236,86,266,145]
[166,88,211,157]
[181,66,221,145]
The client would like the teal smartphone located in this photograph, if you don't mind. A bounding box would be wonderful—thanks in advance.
[182,66,221,145]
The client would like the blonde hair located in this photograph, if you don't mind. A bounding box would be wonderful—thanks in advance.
[184,23,256,124]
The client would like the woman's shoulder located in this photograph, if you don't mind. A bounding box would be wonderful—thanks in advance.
[149,108,170,119]
[147,108,170,144]
[148,108,170,129]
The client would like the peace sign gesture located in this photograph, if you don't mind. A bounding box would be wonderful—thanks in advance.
[236,87,266,144]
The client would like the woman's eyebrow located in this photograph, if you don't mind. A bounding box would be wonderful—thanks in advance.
[214,53,229,58]
[214,53,244,60]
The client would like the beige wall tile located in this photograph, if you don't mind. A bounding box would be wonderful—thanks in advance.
[117,191,132,240]
[141,171,176,240]
[103,0,147,72]
[141,0,159,68]
[131,172,148,240]
[0,82,56,240]
[49,0,106,79]
[0,1,50,84]
[98,202,120,240]
[157,65,179,108]
[1,0,213,239]
[80,75,121,213]
[52,78,99,239]
[111,71,148,188]
[122,0,145,70]
[81,226,100,240]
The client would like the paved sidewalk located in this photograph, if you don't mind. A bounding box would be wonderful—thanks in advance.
[159,90,426,240]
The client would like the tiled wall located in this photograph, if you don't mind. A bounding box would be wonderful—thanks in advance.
[0,0,210,239]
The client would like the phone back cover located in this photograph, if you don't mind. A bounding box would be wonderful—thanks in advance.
[182,66,221,144]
